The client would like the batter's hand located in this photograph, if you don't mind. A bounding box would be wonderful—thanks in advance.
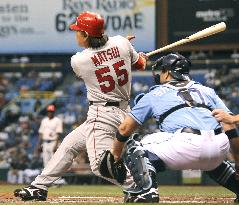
[139,52,148,60]
[212,109,235,124]
[125,35,135,41]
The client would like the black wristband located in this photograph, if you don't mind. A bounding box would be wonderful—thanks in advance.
[225,128,239,140]
[116,131,129,142]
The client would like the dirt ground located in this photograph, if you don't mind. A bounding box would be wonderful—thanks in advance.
[0,193,236,204]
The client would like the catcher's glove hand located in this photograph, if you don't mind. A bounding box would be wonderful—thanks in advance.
[99,150,127,184]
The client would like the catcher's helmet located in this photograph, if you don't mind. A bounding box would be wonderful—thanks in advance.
[70,11,104,37]
[152,53,192,84]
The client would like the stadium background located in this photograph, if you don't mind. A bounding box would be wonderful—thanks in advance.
[0,0,239,187]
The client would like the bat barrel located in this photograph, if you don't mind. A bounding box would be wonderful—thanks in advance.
[146,22,226,57]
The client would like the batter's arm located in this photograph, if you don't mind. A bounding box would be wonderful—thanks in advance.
[125,35,135,41]
[112,115,140,161]
[124,35,147,71]
[132,53,147,71]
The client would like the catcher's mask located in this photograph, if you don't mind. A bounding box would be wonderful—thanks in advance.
[152,53,192,84]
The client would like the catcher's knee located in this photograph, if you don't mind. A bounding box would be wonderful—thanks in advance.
[146,151,166,172]
[98,150,127,184]
[124,133,166,172]
[123,137,157,191]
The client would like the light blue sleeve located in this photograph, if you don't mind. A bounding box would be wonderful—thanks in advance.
[208,87,231,113]
[129,93,153,125]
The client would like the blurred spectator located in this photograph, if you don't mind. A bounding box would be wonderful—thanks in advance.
[4,102,21,123]
[231,49,239,59]
[19,56,30,63]
[37,105,63,167]
[0,93,6,108]
[0,131,8,150]
[0,74,10,93]
[189,51,207,60]
[197,50,207,59]
[23,156,43,184]
[7,147,29,184]
[189,51,199,60]
[63,105,77,132]
[17,116,38,156]
[132,81,149,99]
[34,96,42,112]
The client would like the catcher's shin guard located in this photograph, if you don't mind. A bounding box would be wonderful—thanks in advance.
[123,170,159,203]
[205,161,239,199]
[123,137,158,193]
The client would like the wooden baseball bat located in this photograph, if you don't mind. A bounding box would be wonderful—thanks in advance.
[146,22,226,57]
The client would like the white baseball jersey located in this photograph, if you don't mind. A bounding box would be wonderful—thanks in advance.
[71,35,139,102]
[39,117,63,141]
[32,35,139,190]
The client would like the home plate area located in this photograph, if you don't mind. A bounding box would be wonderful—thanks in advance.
[0,194,235,204]
[55,196,234,203]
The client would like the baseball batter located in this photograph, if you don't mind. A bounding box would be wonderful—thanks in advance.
[14,11,146,201]
[112,53,239,203]
[38,105,63,167]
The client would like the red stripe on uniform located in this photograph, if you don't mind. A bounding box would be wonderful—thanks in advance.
[92,106,99,158]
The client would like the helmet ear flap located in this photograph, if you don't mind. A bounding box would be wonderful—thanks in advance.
[154,56,165,70]
[152,56,165,85]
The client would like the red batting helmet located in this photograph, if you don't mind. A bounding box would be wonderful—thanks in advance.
[70,11,104,37]
[47,105,55,112]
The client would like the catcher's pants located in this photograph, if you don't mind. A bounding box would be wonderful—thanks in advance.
[32,103,133,190]
[141,129,230,171]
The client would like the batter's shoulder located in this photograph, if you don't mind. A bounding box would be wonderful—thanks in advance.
[110,35,129,43]
[71,52,80,63]
[111,35,125,40]
[71,51,87,61]
[71,51,88,69]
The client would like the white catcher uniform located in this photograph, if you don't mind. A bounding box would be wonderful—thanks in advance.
[128,80,232,171]
[31,35,141,190]
[38,116,63,167]
[141,129,230,171]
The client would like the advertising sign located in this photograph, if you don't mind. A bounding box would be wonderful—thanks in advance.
[0,0,155,53]
[168,0,239,45]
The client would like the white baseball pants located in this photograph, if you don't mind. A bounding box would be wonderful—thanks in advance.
[32,103,132,190]
[141,129,230,171]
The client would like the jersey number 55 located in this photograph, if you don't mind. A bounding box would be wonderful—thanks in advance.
[95,59,129,93]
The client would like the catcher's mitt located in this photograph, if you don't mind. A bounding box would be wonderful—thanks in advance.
[99,150,127,184]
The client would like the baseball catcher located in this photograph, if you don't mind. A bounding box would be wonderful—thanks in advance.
[111,53,239,203]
